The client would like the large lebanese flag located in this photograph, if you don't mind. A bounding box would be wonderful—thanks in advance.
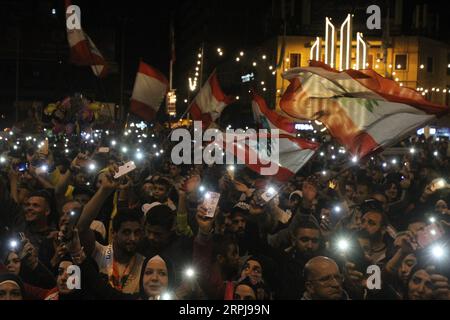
[189,70,235,128]
[216,131,318,182]
[251,91,296,135]
[130,62,169,121]
[280,61,448,158]
[65,0,108,78]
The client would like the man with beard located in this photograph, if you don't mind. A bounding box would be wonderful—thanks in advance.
[137,204,192,282]
[89,209,145,294]
[225,203,262,257]
[358,208,394,267]
[279,218,327,299]
[76,168,145,294]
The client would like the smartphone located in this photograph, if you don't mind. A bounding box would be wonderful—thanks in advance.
[98,147,110,153]
[203,191,220,218]
[114,161,137,179]
[16,162,29,172]
[9,232,26,252]
[416,225,444,249]
[332,234,370,274]
[261,187,278,203]
[67,209,81,231]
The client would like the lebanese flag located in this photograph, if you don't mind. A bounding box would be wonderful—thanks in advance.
[280,61,448,158]
[65,0,108,77]
[251,91,296,135]
[216,132,318,182]
[189,70,235,128]
[130,62,169,121]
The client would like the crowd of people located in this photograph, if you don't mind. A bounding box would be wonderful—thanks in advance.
[0,118,449,300]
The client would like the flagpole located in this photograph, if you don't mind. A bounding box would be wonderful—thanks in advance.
[120,17,127,123]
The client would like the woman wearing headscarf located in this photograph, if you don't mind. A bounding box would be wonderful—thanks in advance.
[65,229,181,300]
[0,273,25,300]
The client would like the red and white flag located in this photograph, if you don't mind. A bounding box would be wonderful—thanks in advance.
[130,62,169,121]
[280,61,448,159]
[189,70,235,128]
[217,132,318,182]
[65,0,108,77]
[251,91,296,135]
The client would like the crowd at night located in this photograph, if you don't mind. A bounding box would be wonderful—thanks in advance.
[0,0,449,303]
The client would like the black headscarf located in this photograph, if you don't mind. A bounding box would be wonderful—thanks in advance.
[0,273,25,299]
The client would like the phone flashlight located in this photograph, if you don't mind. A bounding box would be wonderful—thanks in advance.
[184,267,196,279]
[88,163,96,171]
[337,238,350,253]
[199,185,205,193]
[135,152,143,160]
[429,216,436,224]
[111,140,117,146]
[333,205,342,213]
[121,147,128,153]
[0,156,5,163]
[161,292,172,300]
[431,244,445,259]
[204,192,211,199]
[436,179,446,189]
[266,186,276,196]
[9,240,18,250]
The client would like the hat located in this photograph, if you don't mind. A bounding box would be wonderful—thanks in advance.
[289,190,303,201]
[142,202,162,216]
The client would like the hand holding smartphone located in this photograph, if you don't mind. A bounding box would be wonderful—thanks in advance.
[114,161,137,179]
[203,191,220,218]
[260,187,278,203]
[416,224,444,249]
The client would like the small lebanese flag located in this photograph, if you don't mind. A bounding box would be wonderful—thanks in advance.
[130,62,169,121]
[280,61,448,158]
[65,0,108,78]
[189,70,235,128]
[251,91,296,135]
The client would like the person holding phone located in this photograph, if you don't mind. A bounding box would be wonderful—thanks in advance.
[193,204,240,299]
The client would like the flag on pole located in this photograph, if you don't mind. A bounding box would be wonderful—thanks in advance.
[189,70,235,128]
[65,0,108,77]
[130,61,169,121]
[280,61,448,158]
[251,91,296,135]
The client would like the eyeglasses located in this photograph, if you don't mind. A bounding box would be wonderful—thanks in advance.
[309,273,344,285]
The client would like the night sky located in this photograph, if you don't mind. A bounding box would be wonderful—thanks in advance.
[0,0,448,126]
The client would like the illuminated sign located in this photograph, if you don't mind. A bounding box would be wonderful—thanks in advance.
[295,123,314,131]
